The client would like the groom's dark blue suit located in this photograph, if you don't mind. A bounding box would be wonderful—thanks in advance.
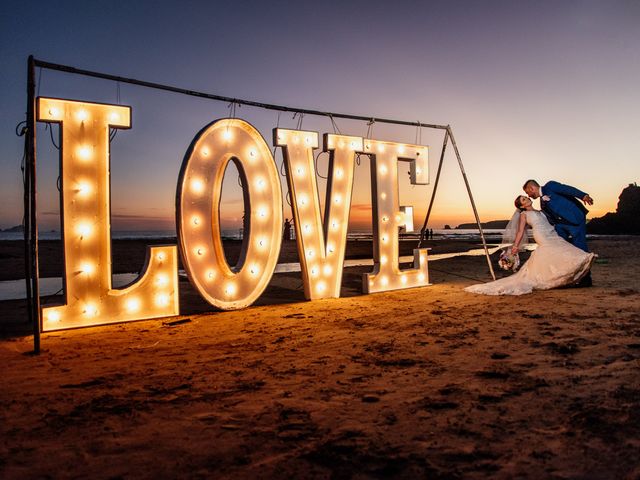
[540,181,589,252]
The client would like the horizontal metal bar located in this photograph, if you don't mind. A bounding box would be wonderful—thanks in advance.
[33,58,448,131]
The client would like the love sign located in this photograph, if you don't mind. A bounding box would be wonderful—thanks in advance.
[37,98,431,331]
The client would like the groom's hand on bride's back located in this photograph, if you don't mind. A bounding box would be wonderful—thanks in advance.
[582,194,594,206]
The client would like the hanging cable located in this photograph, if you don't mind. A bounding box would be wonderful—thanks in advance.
[293,112,304,130]
[366,118,375,140]
[46,123,59,150]
[16,121,28,232]
[328,114,341,134]
[315,150,328,179]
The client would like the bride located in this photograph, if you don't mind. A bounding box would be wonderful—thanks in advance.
[465,195,596,295]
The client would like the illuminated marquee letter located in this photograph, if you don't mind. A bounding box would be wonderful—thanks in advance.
[363,139,430,293]
[275,129,361,299]
[38,98,179,331]
[177,119,283,309]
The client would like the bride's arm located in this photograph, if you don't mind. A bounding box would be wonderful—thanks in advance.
[510,213,527,254]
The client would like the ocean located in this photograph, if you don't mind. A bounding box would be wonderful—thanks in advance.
[0,229,507,242]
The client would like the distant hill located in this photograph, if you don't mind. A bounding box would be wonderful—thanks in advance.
[456,220,509,230]
[587,183,640,234]
[0,225,23,233]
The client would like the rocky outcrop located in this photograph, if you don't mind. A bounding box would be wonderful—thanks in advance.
[456,220,510,230]
[587,183,640,234]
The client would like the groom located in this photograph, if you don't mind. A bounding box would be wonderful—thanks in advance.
[523,179,594,286]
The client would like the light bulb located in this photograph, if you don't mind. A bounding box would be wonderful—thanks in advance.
[298,195,308,207]
[378,144,385,153]
[381,192,387,200]
[47,310,61,322]
[48,107,60,118]
[401,275,408,285]
[249,264,260,276]
[156,252,166,261]
[223,129,232,140]
[316,281,327,293]
[109,112,120,123]
[225,283,237,295]
[310,266,318,276]
[379,165,387,175]
[80,263,94,275]
[77,223,92,238]
[258,237,267,248]
[380,276,389,287]
[84,304,98,317]
[349,141,357,149]
[196,247,205,256]
[303,224,311,234]
[296,166,305,176]
[333,194,342,204]
[327,243,335,254]
[249,149,257,158]
[331,220,339,229]
[192,215,201,226]
[126,298,140,312]
[77,182,91,196]
[156,274,169,287]
[257,207,267,219]
[380,255,388,265]
[418,273,426,282]
[307,249,315,258]
[255,178,266,190]
[76,109,88,121]
[191,178,205,194]
[398,145,406,154]
[77,145,92,160]
[305,136,311,145]
[381,235,388,243]
[201,146,210,157]
[382,216,388,223]
[206,270,215,281]
[323,265,332,276]
[155,294,169,307]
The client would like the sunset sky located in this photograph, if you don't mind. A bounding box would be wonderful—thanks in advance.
[1,1,638,233]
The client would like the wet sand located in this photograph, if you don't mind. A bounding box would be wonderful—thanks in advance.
[0,237,639,478]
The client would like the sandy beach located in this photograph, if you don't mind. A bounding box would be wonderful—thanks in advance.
[1,237,639,478]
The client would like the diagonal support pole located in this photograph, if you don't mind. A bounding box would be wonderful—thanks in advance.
[418,129,449,248]
[447,126,496,281]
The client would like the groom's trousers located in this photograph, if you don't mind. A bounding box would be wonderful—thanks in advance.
[555,222,588,252]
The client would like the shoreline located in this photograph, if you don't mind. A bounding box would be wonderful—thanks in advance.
[0,237,488,282]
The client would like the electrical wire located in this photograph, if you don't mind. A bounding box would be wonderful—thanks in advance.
[314,150,328,179]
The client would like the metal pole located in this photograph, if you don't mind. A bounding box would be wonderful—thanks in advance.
[418,129,449,247]
[446,126,496,281]
[32,58,449,132]
[26,55,41,353]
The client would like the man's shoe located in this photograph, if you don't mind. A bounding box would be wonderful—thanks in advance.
[576,272,592,288]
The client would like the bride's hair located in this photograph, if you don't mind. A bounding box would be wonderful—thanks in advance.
[514,195,526,211]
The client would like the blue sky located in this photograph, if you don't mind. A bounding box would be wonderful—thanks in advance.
[1,0,638,231]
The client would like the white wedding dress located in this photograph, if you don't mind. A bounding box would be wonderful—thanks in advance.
[465,210,595,295]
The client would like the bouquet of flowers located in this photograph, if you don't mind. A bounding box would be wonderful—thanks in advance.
[498,248,520,272]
